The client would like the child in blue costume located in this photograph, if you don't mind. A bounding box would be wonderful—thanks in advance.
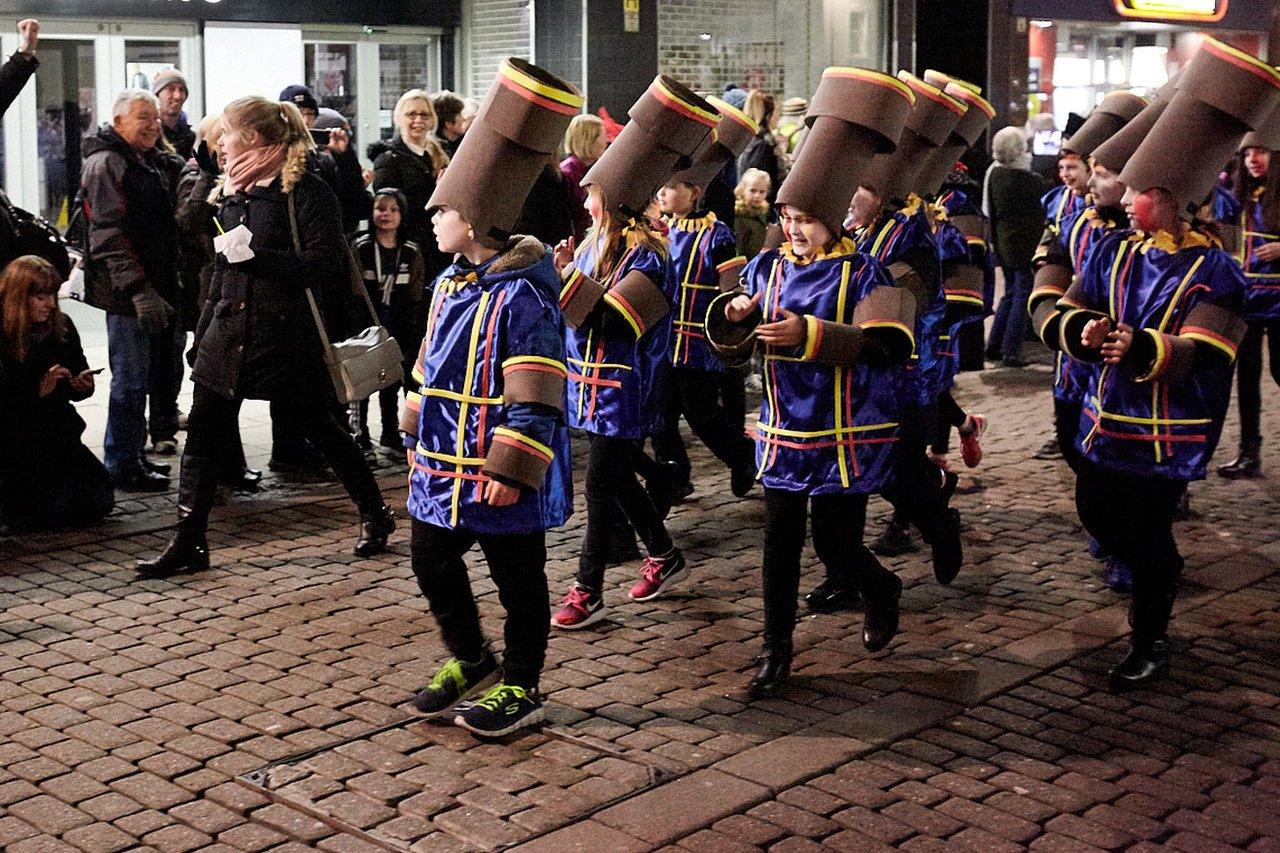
[650,97,759,499]
[1217,122,1280,480]
[712,67,920,699]
[551,76,720,629]
[402,58,580,737]
[1038,39,1278,688]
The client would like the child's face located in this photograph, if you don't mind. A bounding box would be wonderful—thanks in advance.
[657,182,698,216]
[743,177,768,207]
[431,206,472,254]
[779,206,833,257]
[848,186,881,229]
[586,186,604,224]
[372,198,402,233]
[1058,155,1089,193]
[1087,164,1125,208]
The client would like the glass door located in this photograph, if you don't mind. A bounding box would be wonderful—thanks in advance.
[33,39,97,226]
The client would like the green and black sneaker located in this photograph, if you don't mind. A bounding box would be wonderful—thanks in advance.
[410,652,500,716]
[453,683,545,737]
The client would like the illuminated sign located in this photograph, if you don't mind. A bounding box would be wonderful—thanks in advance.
[1113,0,1228,23]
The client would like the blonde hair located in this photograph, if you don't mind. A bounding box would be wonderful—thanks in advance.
[991,126,1029,167]
[215,97,312,198]
[580,185,668,282]
[735,168,771,202]
[743,91,776,130]
[564,114,605,162]
[195,112,223,153]
[394,89,450,172]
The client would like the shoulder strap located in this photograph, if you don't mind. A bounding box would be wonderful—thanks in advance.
[289,190,333,351]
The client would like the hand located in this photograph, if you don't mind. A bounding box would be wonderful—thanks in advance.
[756,308,806,347]
[552,236,575,272]
[484,479,520,507]
[68,369,95,394]
[1081,316,1112,350]
[361,168,373,188]
[38,364,70,397]
[131,287,176,334]
[326,127,350,155]
[194,140,220,176]
[725,290,762,323]
[17,19,37,54]
[1255,241,1280,262]
[1101,322,1133,365]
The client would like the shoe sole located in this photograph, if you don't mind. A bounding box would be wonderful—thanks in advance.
[406,669,501,719]
[628,563,690,602]
[453,704,546,738]
[552,606,607,631]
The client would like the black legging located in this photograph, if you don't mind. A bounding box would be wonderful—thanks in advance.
[881,403,955,542]
[410,519,549,689]
[183,382,384,529]
[1234,322,1280,447]
[761,488,895,649]
[652,367,752,483]
[931,390,967,455]
[1076,459,1185,643]
[576,432,674,591]
[1054,397,1084,472]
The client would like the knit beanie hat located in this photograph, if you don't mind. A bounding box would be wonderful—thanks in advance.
[152,68,187,96]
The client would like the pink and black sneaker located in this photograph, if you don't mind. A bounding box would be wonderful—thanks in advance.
[552,585,605,630]
[627,549,688,602]
[959,414,986,468]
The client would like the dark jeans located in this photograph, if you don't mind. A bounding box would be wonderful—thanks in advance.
[183,382,384,527]
[410,518,549,690]
[652,368,752,483]
[1076,459,1186,643]
[762,488,894,648]
[932,390,967,454]
[148,323,186,444]
[1054,396,1083,472]
[987,265,1033,361]
[1234,322,1280,447]
[576,432,674,591]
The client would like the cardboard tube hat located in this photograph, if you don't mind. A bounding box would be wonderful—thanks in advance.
[1122,39,1280,215]
[1063,91,1148,159]
[427,58,582,248]
[861,72,967,204]
[670,96,759,191]
[776,67,916,234]
[1091,75,1178,174]
[1239,93,1280,151]
[581,76,720,221]
[915,78,996,197]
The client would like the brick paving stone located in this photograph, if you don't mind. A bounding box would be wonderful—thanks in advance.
[745,800,839,838]
[8,793,95,835]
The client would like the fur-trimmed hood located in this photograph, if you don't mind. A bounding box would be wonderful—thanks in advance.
[489,235,548,275]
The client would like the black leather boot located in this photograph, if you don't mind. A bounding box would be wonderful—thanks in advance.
[805,577,863,613]
[862,572,903,652]
[747,640,792,699]
[137,456,217,579]
[1218,439,1261,479]
[1108,637,1172,689]
[354,505,396,557]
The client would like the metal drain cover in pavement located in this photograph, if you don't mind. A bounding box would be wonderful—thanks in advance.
[239,718,666,851]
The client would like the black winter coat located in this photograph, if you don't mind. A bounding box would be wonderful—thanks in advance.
[191,171,348,400]
[174,161,220,331]
[368,137,450,278]
[0,50,37,120]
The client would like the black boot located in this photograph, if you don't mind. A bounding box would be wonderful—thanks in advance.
[220,466,263,493]
[137,456,217,579]
[1108,637,1172,689]
[930,508,964,585]
[862,572,903,652]
[870,517,918,556]
[805,577,863,613]
[354,505,396,557]
[747,640,792,699]
[1217,439,1261,479]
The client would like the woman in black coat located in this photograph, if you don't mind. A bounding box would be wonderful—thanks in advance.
[138,96,394,580]
[368,89,452,280]
[0,256,113,532]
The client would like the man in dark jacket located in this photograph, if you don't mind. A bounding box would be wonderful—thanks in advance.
[152,67,194,160]
[0,18,38,119]
[81,89,179,491]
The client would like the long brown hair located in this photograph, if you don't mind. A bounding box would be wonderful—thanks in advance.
[580,185,668,281]
[1235,148,1280,233]
[0,256,65,362]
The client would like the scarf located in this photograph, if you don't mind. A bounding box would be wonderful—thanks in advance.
[224,143,287,194]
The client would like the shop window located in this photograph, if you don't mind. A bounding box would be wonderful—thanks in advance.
[305,42,358,125]
[379,42,441,140]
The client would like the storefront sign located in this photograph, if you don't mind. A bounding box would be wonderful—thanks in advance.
[1010,0,1269,30]
[623,0,640,33]
[0,0,458,26]
[1114,0,1227,23]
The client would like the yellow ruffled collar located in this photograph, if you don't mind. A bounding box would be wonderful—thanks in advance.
[667,211,718,231]
[781,235,860,266]
[1139,225,1219,253]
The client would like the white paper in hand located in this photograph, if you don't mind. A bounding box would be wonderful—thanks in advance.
[213,223,255,263]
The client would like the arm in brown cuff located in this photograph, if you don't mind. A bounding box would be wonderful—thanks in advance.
[559,264,607,329]
[886,260,930,313]
[1057,308,1110,363]
[399,390,422,436]
[716,256,747,292]
[1031,263,1072,304]
[601,269,670,339]
[950,214,986,240]
[483,427,554,490]
[1130,329,1197,382]
[501,357,567,412]
[942,263,985,319]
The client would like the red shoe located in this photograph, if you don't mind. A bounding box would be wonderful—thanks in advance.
[627,549,688,602]
[959,414,986,468]
[552,585,605,630]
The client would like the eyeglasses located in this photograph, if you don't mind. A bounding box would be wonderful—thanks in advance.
[403,111,433,121]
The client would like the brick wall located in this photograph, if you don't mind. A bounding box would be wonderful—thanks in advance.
[657,0,785,96]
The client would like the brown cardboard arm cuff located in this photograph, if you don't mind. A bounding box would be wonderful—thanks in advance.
[602,269,670,338]
[483,428,553,490]
[559,264,607,328]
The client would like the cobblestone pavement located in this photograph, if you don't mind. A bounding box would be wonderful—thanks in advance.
[3,344,1280,852]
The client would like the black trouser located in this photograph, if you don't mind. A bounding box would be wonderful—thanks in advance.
[882,403,955,539]
[410,518,549,690]
[652,368,752,484]
[1076,459,1185,644]
[183,382,384,529]
[932,390,967,455]
[147,323,185,444]
[762,488,896,649]
[1054,396,1084,472]
[1234,322,1280,447]
[721,366,748,438]
[576,432,674,591]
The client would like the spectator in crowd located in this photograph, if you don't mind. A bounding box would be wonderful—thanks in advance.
[738,91,783,204]
[81,88,179,492]
[721,83,748,111]
[431,90,468,158]
[559,114,606,243]
[514,163,574,246]
[138,95,395,579]
[777,97,808,154]
[350,187,427,450]
[983,126,1049,367]
[0,256,114,532]
[460,97,479,132]
[173,113,261,493]
[734,167,771,259]
[369,90,451,279]
[152,67,194,159]
[314,107,372,233]
[1027,111,1059,184]
[0,18,38,120]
